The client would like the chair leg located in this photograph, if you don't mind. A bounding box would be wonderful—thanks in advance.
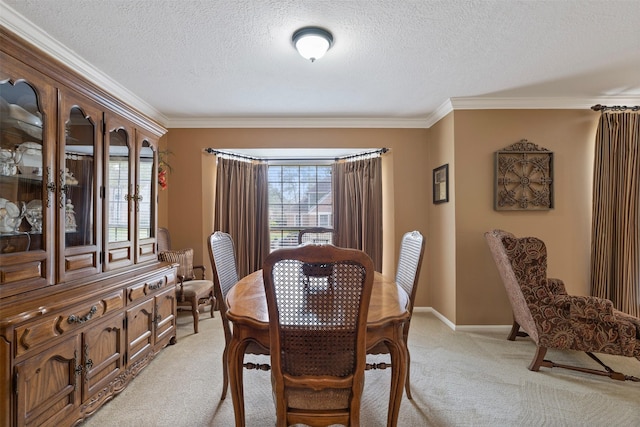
[210,293,215,318]
[190,296,200,334]
[528,346,547,371]
[221,344,229,400]
[405,350,412,400]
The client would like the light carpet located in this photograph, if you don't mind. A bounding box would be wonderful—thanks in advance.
[81,310,640,426]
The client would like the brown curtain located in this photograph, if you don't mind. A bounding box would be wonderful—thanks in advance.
[332,156,383,271]
[590,112,640,317]
[214,156,270,278]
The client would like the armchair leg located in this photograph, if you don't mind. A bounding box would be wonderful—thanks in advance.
[507,319,530,341]
[210,293,215,318]
[528,346,547,371]
[507,321,520,341]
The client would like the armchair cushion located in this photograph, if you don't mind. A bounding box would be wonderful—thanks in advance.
[159,248,195,281]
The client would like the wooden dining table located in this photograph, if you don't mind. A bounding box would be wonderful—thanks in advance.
[225,269,410,427]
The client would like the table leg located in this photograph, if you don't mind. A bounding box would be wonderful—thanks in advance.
[386,324,408,427]
[229,335,250,427]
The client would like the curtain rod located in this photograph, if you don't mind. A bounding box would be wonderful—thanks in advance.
[204,148,389,162]
[204,148,260,161]
[591,104,640,112]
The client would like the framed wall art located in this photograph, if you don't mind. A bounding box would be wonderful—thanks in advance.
[494,139,554,211]
[433,164,449,204]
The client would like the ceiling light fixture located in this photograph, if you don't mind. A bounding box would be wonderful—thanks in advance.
[292,27,333,62]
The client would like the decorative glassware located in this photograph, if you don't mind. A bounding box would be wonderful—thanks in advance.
[25,199,43,233]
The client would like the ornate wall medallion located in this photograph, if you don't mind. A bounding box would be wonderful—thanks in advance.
[494,139,553,211]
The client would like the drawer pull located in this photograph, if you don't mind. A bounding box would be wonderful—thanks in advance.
[68,305,98,324]
[148,280,163,290]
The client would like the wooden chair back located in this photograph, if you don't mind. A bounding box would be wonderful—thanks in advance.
[297,227,335,245]
[263,244,374,427]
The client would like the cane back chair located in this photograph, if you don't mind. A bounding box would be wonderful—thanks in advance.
[263,244,375,427]
[207,231,270,400]
[366,230,425,399]
[485,229,640,381]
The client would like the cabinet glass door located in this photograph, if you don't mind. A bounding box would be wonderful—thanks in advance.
[65,107,95,247]
[104,115,135,271]
[0,81,44,248]
[0,61,55,295]
[135,134,157,263]
[59,92,102,282]
[138,141,153,239]
[107,129,130,243]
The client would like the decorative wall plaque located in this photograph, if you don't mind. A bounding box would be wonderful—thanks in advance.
[494,140,553,211]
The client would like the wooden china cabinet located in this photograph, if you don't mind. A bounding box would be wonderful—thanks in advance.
[0,28,177,426]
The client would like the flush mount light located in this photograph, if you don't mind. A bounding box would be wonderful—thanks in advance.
[292,27,333,62]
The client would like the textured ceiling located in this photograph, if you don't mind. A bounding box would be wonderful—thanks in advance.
[2,0,640,128]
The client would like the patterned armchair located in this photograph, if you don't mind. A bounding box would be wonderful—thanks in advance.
[485,229,640,381]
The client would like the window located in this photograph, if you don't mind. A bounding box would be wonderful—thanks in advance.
[268,164,332,250]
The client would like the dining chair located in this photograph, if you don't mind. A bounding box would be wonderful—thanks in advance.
[263,244,375,427]
[207,231,270,400]
[157,227,215,334]
[366,230,425,399]
[297,227,335,245]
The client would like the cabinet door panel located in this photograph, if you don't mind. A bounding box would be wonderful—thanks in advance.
[82,313,124,403]
[14,335,81,427]
[126,298,154,366]
[154,286,176,348]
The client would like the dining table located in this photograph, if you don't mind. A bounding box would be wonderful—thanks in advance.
[225,269,410,427]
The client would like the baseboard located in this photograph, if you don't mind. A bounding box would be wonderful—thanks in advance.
[413,306,511,333]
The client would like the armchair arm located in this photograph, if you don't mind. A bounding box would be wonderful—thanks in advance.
[546,278,567,295]
[554,295,615,323]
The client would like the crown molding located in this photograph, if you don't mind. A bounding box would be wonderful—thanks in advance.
[449,96,640,110]
[0,1,168,125]
[165,117,430,129]
[424,99,454,128]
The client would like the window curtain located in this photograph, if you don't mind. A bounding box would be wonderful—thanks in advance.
[214,156,270,278]
[332,156,383,271]
[590,111,640,317]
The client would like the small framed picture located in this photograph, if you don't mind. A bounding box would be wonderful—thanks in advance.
[433,164,449,204]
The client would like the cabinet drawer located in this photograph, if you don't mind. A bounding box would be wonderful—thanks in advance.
[14,290,124,358]
[126,275,169,304]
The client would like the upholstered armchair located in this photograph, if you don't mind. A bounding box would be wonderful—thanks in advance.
[485,229,640,381]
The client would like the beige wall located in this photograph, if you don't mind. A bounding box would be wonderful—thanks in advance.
[452,109,598,325]
[162,127,430,301]
[427,113,457,322]
[161,110,599,326]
